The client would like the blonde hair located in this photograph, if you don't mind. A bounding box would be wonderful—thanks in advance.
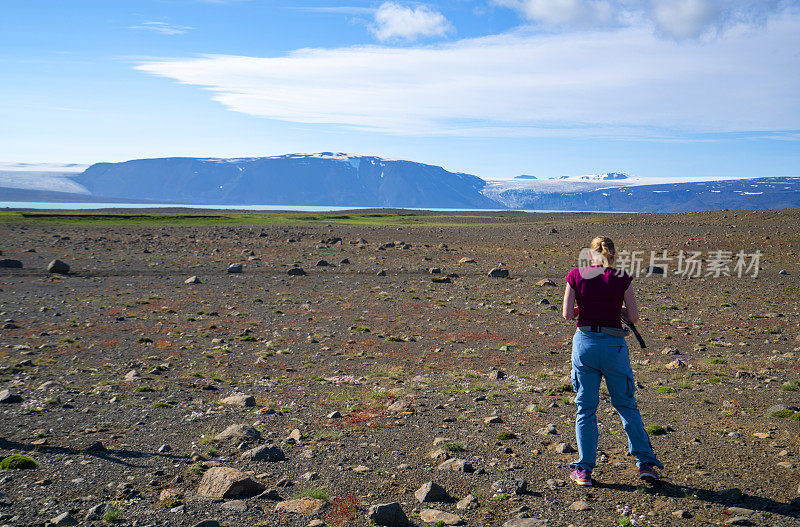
[590,236,615,267]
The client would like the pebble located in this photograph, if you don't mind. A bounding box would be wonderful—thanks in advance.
[227,263,243,273]
[48,512,78,526]
[184,275,201,284]
[488,267,509,278]
[672,509,692,518]
[569,500,592,511]
[492,477,527,495]
[220,394,255,406]
[457,494,478,509]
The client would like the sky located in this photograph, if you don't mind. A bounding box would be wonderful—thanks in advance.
[1,0,799,180]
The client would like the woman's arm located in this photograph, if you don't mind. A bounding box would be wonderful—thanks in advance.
[562,283,576,320]
[622,283,638,323]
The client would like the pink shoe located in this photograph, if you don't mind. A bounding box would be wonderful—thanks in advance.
[570,468,592,486]
[639,463,660,482]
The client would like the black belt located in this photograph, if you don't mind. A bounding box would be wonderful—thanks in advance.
[578,325,630,337]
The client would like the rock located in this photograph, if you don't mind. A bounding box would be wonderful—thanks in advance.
[184,276,201,284]
[488,369,506,380]
[377,269,387,276]
[488,268,509,278]
[536,279,556,286]
[437,458,474,473]
[316,260,330,266]
[123,369,140,381]
[569,500,592,511]
[327,411,342,419]
[718,488,743,501]
[367,502,409,526]
[456,494,478,510]
[764,404,788,417]
[48,512,78,525]
[661,346,680,355]
[484,415,503,424]
[340,258,350,264]
[85,503,107,521]
[502,519,549,527]
[275,497,327,515]
[308,520,325,527]
[158,444,172,453]
[458,257,476,264]
[545,479,565,490]
[492,477,527,495]
[47,259,70,274]
[239,444,286,462]
[536,423,557,435]
[301,471,318,481]
[257,489,283,500]
[419,509,463,525]
[227,263,243,273]
[0,389,22,404]
[672,510,692,518]
[221,500,247,512]
[220,394,255,407]
[645,265,665,275]
[726,507,753,517]
[192,522,221,527]
[779,269,788,275]
[387,397,413,414]
[665,359,687,370]
[415,481,450,503]
[724,517,752,526]
[196,466,265,498]
[0,259,22,268]
[84,440,106,453]
[213,424,261,442]
[555,442,576,454]
[288,267,307,276]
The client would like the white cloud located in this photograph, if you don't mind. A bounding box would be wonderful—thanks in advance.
[493,0,793,39]
[135,10,800,137]
[370,2,453,41]
[130,21,193,35]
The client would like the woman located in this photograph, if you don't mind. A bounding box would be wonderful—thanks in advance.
[562,236,663,486]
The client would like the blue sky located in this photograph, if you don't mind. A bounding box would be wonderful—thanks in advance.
[1,0,799,179]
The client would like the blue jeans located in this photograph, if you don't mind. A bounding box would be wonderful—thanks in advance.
[570,329,663,472]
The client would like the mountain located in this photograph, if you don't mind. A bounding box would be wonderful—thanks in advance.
[514,175,537,179]
[481,176,800,212]
[73,153,501,209]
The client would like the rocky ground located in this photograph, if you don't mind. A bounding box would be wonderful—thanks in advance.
[0,208,798,527]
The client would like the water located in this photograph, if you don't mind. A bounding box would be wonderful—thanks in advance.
[0,201,615,213]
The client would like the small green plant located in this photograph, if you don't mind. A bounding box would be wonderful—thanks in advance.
[103,506,123,523]
[435,521,447,527]
[494,431,517,440]
[780,380,798,392]
[618,516,634,527]
[492,492,511,500]
[645,424,667,436]
[134,386,155,392]
[708,357,726,364]
[767,409,794,419]
[240,335,257,342]
[442,441,465,452]
[152,402,172,408]
[0,454,37,469]
[298,487,332,503]
[655,386,675,394]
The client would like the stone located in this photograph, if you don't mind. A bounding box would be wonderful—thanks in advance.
[327,411,342,419]
[239,444,286,462]
[220,394,255,407]
[569,500,592,511]
[0,259,22,269]
[665,359,687,370]
[0,390,22,404]
[366,502,409,526]
[484,415,503,424]
[723,517,752,526]
[488,268,509,278]
[308,520,325,527]
[672,510,692,518]
[387,397,413,414]
[645,265,665,275]
[48,512,78,526]
[47,260,70,274]
[502,519,549,527]
[545,479,565,490]
[492,477,527,495]
[123,369,140,381]
[316,260,330,266]
[84,440,106,453]
[184,276,201,284]
[725,507,753,517]
[555,442,576,454]
[437,458,474,473]
[158,444,172,453]
[192,522,221,527]
[214,424,261,442]
[488,369,506,380]
[196,466,265,498]
[227,263,243,273]
[537,423,557,435]
[257,489,283,500]
[221,500,247,512]
[456,494,478,510]
[764,404,788,417]
[536,279,556,286]
[288,267,307,276]
[419,509,463,525]
[458,257,476,264]
[275,497,327,515]
[85,503,107,521]
[415,481,450,503]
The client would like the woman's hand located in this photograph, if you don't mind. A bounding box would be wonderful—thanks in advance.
[622,285,638,323]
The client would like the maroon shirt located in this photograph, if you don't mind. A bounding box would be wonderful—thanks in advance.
[566,266,633,329]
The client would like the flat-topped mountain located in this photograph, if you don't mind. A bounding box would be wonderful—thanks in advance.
[73,153,501,209]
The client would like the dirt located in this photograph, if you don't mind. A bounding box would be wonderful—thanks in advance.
[0,208,798,526]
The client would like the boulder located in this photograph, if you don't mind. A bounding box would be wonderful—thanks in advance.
[227,263,243,273]
[47,259,70,274]
[213,424,261,442]
[239,445,285,462]
[488,268,509,278]
[287,268,307,276]
[220,394,255,407]
[184,276,201,284]
[196,466,265,498]
[275,497,327,515]
[0,389,22,404]
[0,259,22,269]
[415,481,450,503]
[367,502,409,526]
[419,509,463,525]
